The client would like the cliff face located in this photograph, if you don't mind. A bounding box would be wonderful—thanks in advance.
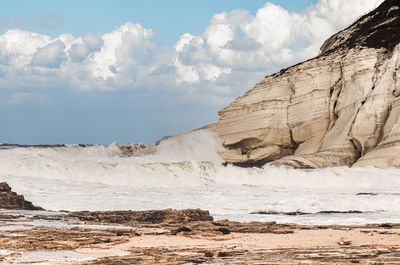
[215,0,400,168]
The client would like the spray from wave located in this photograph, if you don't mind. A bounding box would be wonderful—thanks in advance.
[147,130,224,164]
[1,129,400,225]
[0,130,224,187]
[3,129,397,190]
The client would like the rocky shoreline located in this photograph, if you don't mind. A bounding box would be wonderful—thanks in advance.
[0,182,399,264]
[1,207,400,264]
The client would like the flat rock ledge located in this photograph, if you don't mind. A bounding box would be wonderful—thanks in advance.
[0,182,43,210]
[2,210,400,264]
[68,208,213,224]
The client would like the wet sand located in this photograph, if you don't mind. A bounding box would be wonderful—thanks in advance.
[1,209,400,264]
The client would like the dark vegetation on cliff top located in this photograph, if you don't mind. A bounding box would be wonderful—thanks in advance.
[323,0,400,55]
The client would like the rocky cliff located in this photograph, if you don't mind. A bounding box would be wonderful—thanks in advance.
[215,0,400,168]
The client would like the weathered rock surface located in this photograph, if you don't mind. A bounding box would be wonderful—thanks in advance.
[0,182,43,210]
[68,208,213,224]
[2,210,400,264]
[118,143,147,156]
[214,0,400,168]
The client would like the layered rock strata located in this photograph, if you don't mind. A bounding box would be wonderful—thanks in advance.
[215,0,400,168]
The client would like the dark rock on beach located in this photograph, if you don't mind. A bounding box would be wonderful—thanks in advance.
[68,208,213,224]
[0,182,43,210]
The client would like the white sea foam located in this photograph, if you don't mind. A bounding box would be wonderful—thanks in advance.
[1,130,400,225]
[148,130,224,164]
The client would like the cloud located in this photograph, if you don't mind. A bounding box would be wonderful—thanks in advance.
[174,0,383,89]
[0,50,8,65]
[150,64,175,76]
[226,38,261,51]
[89,22,155,80]
[243,3,293,50]
[0,29,51,68]
[0,0,384,105]
[68,33,103,62]
[31,40,66,68]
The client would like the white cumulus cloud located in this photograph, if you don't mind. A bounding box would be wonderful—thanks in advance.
[31,40,66,68]
[174,0,383,89]
[0,29,51,68]
[68,33,103,62]
[89,22,155,80]
[0,0,384,105]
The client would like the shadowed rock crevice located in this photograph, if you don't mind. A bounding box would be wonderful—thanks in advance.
[327,77,343,131]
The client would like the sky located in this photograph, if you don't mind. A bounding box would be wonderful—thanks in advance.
[0,0,384,145]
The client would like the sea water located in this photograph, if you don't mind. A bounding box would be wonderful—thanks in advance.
[1,130,400,225]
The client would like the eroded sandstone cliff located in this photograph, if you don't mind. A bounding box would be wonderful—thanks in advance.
[215,0,400,168]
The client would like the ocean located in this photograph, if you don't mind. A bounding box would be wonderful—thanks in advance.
[1,130,400,225]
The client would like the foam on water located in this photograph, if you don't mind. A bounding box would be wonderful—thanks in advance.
[1,130,400,225]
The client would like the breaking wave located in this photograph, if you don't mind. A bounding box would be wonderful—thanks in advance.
[1,130,400,225]
[1,130,400,189]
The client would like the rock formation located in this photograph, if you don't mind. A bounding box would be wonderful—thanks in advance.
[118,143,148,156]
[214,0,400,168]
[68,209,213,224]
[0,182,43,210]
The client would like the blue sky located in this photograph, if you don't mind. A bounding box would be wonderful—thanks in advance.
[0,0,317,45]
[0,0,381,145]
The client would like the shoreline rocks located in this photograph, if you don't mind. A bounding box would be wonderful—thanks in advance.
[118,143,147,156]
[0,182,43,210]
[2,209,400,264]
[68,209,213,224]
